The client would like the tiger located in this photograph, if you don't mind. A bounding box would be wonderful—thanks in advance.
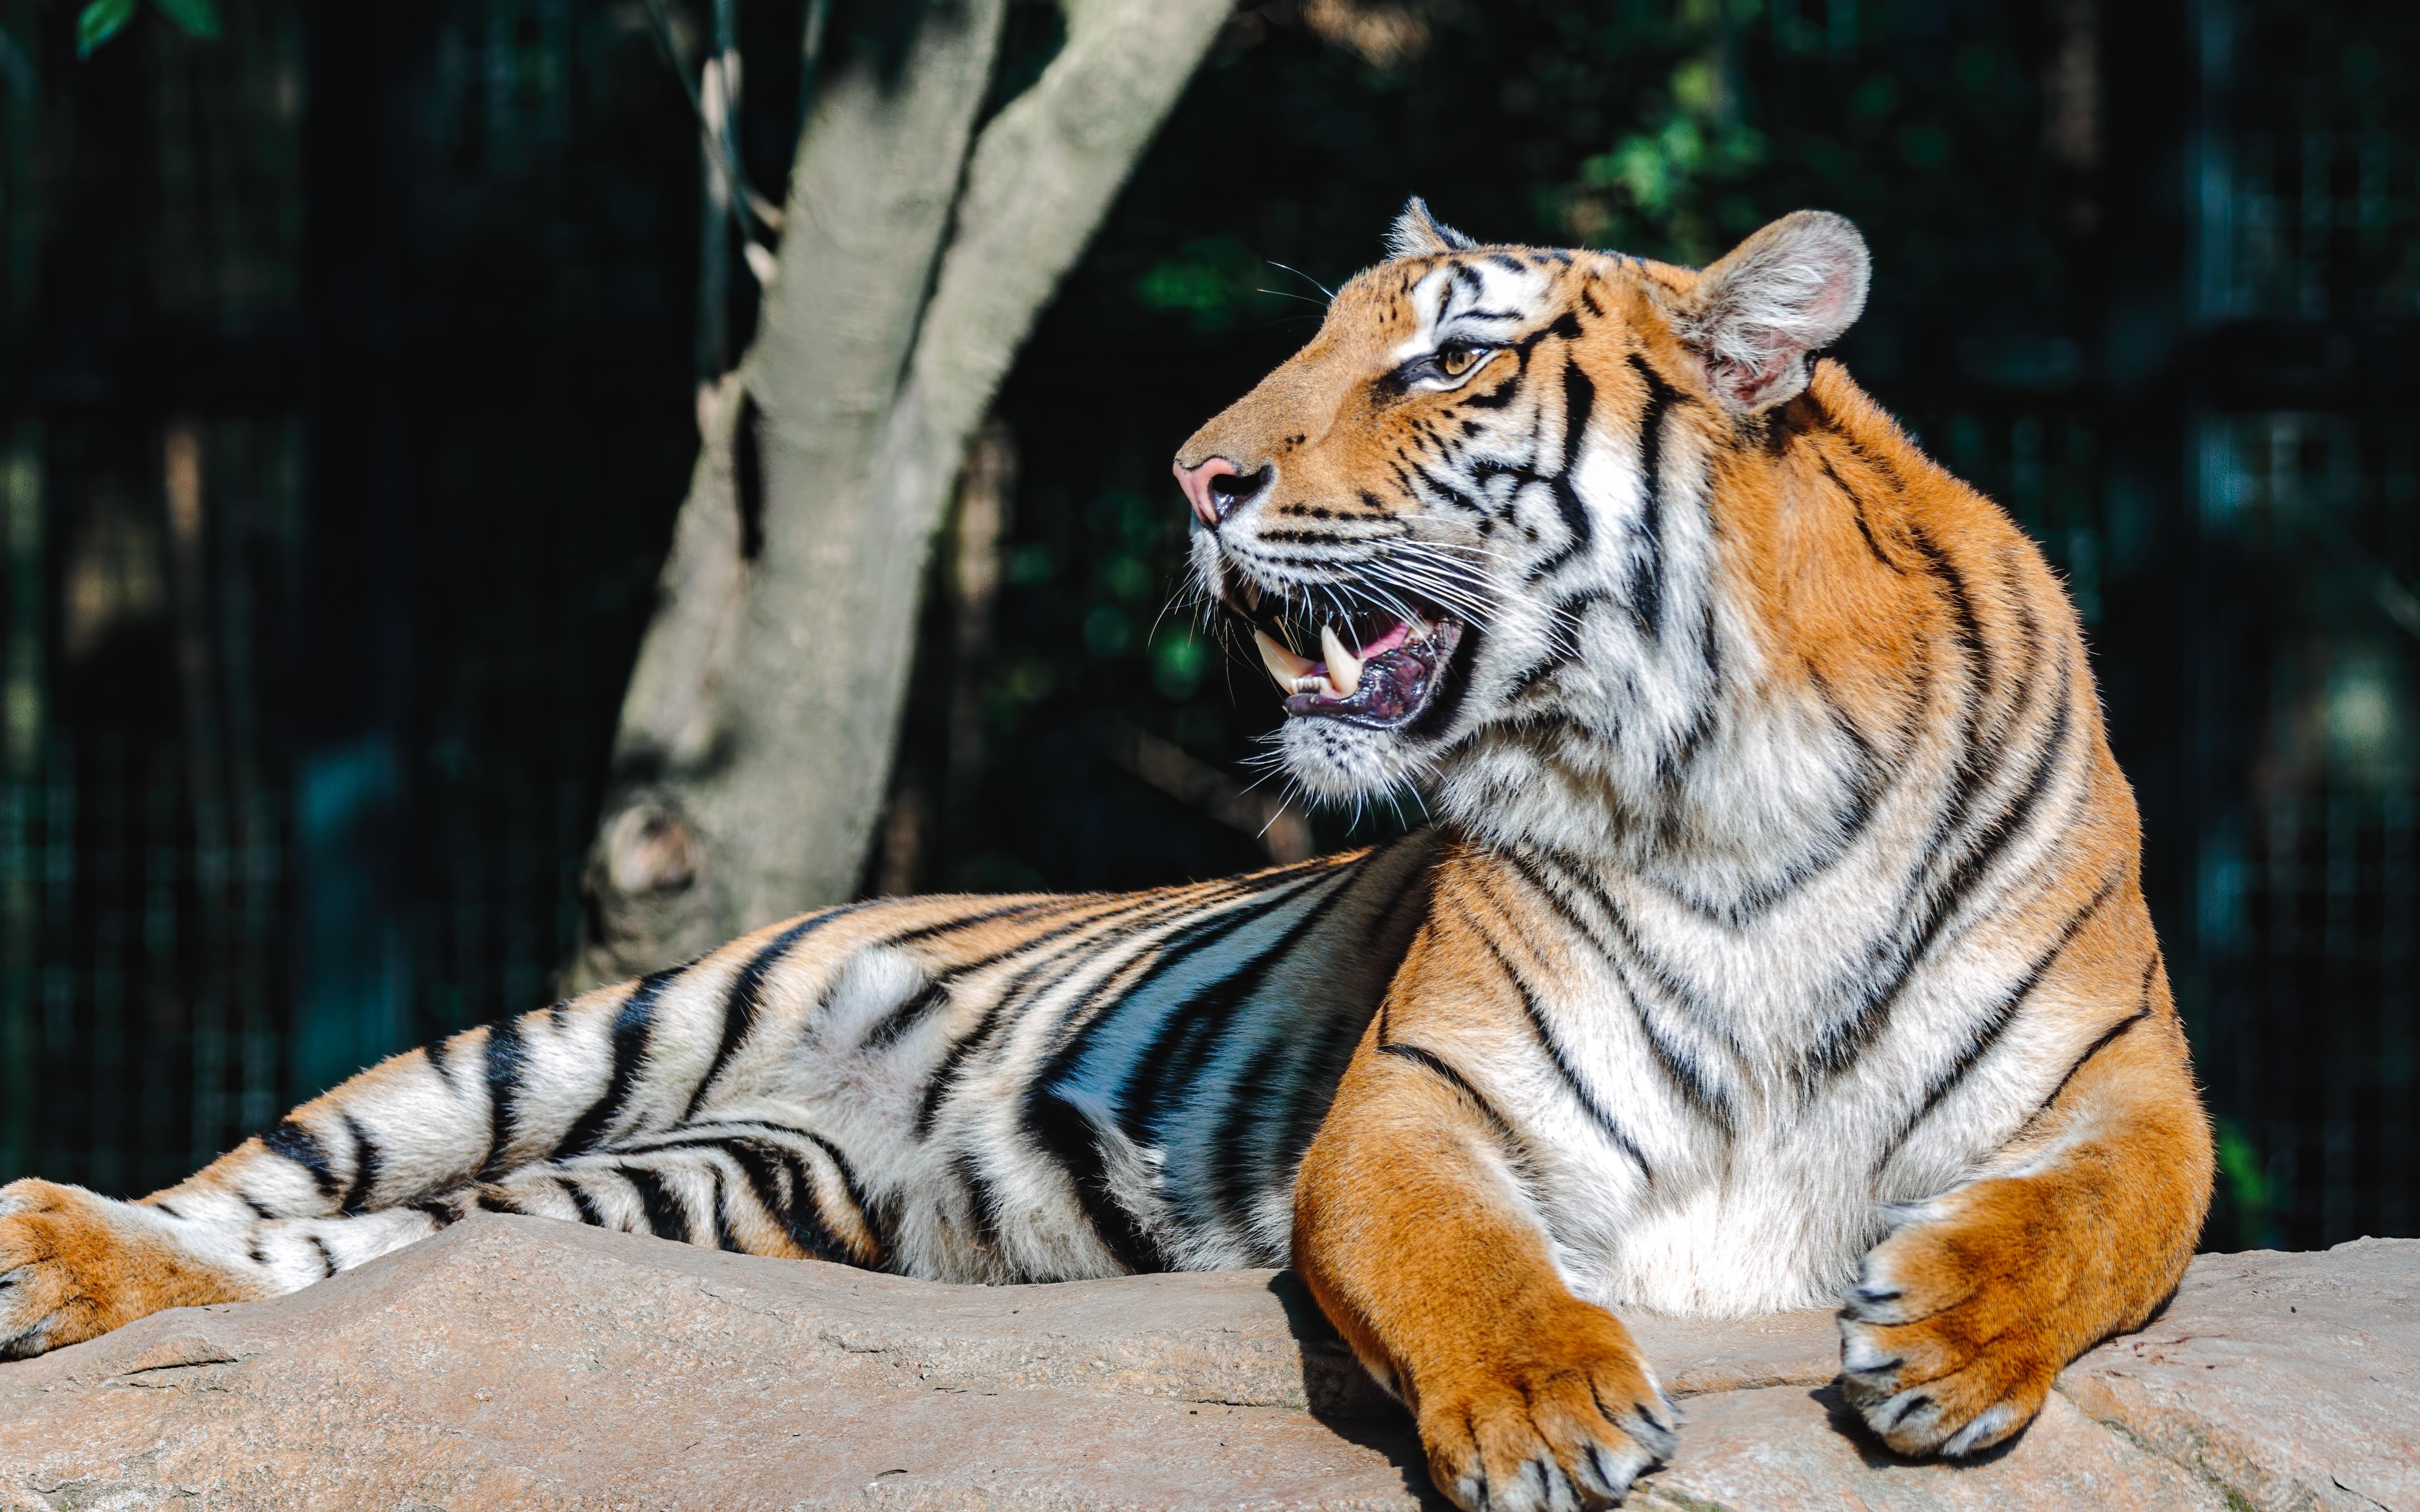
[0,202,2212,1512]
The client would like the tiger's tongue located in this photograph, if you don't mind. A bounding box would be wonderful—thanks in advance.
[1254,616,1415,701]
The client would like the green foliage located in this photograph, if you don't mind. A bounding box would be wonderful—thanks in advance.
[74,0,133,56]
[1131,236,1295,332]
[151,0,220,40]
[76,0,218,58]
[2214,1119,2276,1250]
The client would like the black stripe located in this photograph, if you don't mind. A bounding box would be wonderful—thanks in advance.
[1522,844,1728,1048]
[1121,863,1369,1147]
[797,1128,886,1263]
[861,978,950,1050]
[1470,929,1652,1177]
[1053,868,1357,1093]
[1649,596,1725,798]
[1504,590,1601,699]
[308,1234,338,1279]
[618,1163,691,1241]
[338,1114,383,1215]
[1009,871,1370,1265]
[239,1190,275,1220]
[478,1018,530,1181]
[1621,355,1682,637]
[785,1134,878,1261]
[2026,1002,2151,1129]
[1199,845,1432,1205]
[594,1122,875,1249]
[1799,661,1886,859]
[560,966,681,1158]
[1821,458,1905,574]
[262,1119,338,1206]
[558,1177,607,1228]
[1872,873,2124,1172]
[1027,1090,1170,1273]
[1378,1042,1519,1143]
[1189,871,1390,1227]
[1802,611,2072,1086]
[1462,373,1523,410]
[410,1197,458,1229]
[875,895,1086,951]
[681,910,854,1122]
[723,1138,852,1264]
[889,887,1247,1092]
[424,1036,458,1091]
[1501,353,1596,585]
[1562,360,1598,472]
[475,1190,524,1215]
[1479,860,1732,1134]
[708,1169,740,1252]
[930,873,1337,1139]
[600,1113,876,1248]
[1909,524,1989,699]
[953,1149,1006,1253]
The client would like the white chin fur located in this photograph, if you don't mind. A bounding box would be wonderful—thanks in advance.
[1278,715,1431,801]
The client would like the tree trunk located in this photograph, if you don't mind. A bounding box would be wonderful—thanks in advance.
[571,0,1234,988]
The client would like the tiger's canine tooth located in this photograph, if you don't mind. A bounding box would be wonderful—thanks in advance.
[1321,625,1363,697]
[1255,629,1314,692]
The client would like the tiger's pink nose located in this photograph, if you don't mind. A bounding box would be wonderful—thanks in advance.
[1174,457,1238,528]
[1176,455,1258,525]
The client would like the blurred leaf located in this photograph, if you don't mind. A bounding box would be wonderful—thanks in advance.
[2214,1118,2275,1248]
[154,0,223,40]
[1130,237,1290,333]
[76,0,136,58]
[1152,630,1211,700]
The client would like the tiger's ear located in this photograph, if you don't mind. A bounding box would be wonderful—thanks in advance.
[1385,196,1478,259]
[1679,210,1870,413]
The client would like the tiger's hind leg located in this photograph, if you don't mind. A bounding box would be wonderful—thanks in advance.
[0,1115,884,1358]
[0,901,919,1358]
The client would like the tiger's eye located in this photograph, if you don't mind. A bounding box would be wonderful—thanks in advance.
[1441,345,1485,377]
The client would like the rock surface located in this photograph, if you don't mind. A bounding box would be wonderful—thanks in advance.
[0,1216,2409,1512]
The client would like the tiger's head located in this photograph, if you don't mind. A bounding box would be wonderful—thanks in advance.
[1175,200,1872,830]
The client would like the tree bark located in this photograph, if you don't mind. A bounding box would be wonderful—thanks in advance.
[571,0,1235,988]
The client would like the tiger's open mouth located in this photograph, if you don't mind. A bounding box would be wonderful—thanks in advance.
[1222,585,1468,730]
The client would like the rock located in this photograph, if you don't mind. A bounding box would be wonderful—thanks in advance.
[0,1217,2409,1512]
[2058,1238,2420,1512]
[1632,1386,2233,1512]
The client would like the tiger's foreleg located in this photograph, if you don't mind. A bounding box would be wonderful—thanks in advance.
[1292,926,1678,1512]
[1838,955,2214,1457]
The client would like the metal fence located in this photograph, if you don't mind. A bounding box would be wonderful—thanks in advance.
[0,0,2415,1249]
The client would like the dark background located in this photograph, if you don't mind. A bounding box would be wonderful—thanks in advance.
[1,0,2414,1252]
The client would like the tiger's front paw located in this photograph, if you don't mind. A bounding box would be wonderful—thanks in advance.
[1415,1305,1678,1512]
[1837,1182,2064,1458]
[0,1179,253,1360]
